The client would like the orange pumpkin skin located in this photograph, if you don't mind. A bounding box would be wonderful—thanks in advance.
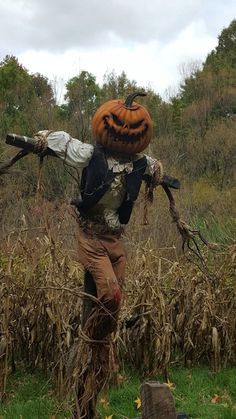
[92,92,153,155]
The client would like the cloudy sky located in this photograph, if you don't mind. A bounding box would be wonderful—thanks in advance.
[0,0,235,101]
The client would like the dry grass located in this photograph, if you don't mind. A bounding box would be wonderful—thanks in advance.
[121,242,236,377]
[0,200,235,401]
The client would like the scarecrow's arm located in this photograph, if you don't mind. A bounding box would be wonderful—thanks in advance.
[142,155,211,264]
[144,155,180,190]
[45,131,94,169]
[1,131,94,175]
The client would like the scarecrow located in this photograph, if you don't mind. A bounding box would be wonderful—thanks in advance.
[1,92,209,418]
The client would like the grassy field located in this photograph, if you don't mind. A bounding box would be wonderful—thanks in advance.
[1,366,236,419]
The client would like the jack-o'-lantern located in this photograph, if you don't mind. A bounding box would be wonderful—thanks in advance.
[92,92,153,155]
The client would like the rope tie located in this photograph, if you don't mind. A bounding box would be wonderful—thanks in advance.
[154,160,164,186]
[143,160,164,224]
[32,131,52,195]
[33,131,52,156]
[78,326,109,345]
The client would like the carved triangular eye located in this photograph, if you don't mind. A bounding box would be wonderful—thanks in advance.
[130,119,144,129]
[111,113,124,126]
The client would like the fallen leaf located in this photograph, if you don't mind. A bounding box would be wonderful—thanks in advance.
[135,397,142,409]
[164,379,176,390]
[117,373,128,384]
[99,397,110,409]
[211,394,221,404]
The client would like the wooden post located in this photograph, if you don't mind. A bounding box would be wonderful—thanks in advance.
[140,381,177,419]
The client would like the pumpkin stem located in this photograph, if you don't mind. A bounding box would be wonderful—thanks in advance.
[124,92,146,108]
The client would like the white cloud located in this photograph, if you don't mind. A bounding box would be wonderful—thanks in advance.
[0,0,235,100]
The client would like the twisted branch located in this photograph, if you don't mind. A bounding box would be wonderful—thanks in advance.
[0,149,29,176]
[162,183,212,264]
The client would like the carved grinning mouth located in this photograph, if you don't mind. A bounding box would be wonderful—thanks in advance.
[103,115,148,144]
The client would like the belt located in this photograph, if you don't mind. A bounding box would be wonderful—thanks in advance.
[78,216,124,238]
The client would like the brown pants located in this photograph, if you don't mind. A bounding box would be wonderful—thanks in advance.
[78,227,126,339]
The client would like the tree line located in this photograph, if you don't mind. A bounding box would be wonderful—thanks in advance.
[0,20,235,216]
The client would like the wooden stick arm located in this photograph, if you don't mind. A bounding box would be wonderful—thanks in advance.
[5,133,56,156]
[0,133,57,176]
[6,133,37,152]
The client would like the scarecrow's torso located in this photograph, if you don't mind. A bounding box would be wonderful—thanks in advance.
[45,130,157,231]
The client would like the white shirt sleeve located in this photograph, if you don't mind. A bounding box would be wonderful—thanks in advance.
[43,131,94,169]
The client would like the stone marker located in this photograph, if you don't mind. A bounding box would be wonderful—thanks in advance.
[140,381,177,419]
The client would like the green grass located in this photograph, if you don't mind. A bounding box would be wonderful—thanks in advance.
[172,366,236,419]
[1,366,236,418]
[190,214,236,245]
[0,369,69,419]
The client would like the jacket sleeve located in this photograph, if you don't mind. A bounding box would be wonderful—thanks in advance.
[38,130,94,169]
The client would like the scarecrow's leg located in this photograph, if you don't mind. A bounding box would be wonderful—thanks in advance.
[72,272,97,418]
[81,270,97,327]
[75,228,125,418]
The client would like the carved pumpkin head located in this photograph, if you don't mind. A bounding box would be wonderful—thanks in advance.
[92,92,153,155]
